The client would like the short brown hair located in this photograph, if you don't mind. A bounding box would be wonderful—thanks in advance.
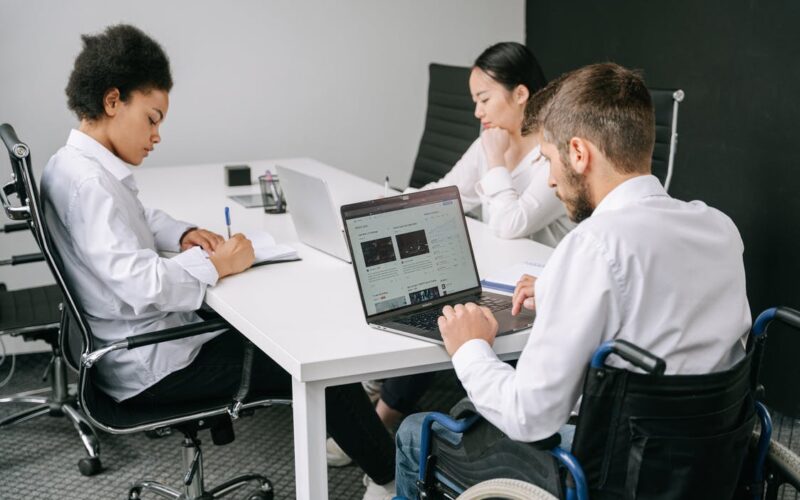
[542,63,654,174]
[521,73,567,136]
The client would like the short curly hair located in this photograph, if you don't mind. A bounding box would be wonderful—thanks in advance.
[65,24,173,121]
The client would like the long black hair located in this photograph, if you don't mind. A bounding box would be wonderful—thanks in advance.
[474,42,547,96]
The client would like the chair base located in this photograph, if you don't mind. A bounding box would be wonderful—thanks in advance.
[128,473,273,500]
[0,356,102,476]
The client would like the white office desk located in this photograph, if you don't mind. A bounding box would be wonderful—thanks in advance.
[135,158,553,500]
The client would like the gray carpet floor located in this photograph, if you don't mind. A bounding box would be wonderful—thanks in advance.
[2,351,799,499]
[0,352,463,500]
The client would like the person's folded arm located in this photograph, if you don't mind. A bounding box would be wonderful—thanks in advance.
[68,177,218,315]
[413,139,484,213]
[452,232,622,441]
[477,158,566,239]
[144,206,194,252]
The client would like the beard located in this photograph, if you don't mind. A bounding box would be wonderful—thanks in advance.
[557,161,594,223]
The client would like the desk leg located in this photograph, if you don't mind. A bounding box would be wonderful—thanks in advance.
[292,378,328,500]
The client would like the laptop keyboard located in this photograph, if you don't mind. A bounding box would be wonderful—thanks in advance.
[395,295,510,331]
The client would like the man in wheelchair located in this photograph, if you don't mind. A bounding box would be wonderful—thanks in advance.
[395,63,753,499]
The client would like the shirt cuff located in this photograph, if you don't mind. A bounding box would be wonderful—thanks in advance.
[477,168,514,197]
[157,220,195,253]
[171,246,219,286]
[452,338,498,377]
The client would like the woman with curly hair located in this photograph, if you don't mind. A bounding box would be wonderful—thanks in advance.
[41,24,396,499]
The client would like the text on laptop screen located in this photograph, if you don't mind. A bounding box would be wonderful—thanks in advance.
[344,195,479,317]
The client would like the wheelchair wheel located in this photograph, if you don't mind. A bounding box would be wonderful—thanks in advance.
[456,478,557,499]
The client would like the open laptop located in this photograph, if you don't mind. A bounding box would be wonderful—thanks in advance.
[275,165,351,262]
[341,186,535,344]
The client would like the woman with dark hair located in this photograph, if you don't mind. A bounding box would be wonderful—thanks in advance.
[41,24,396,500]
[412,41,573,245]
[327,43,574,469]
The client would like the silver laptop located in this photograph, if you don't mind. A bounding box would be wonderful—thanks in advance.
[340,186,535,344]
[276,165,351,262]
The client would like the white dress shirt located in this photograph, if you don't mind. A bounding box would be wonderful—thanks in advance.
[41,130,224,402]
[451,175,751,442]
[418,138,574,246]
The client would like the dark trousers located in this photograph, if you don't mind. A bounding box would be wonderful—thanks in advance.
[125,330,396,484]
[380,372,438,415]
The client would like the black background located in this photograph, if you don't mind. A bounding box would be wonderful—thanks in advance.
[526,0,800,413]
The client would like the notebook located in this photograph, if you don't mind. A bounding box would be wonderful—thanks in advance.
[275,165,351,262]
[249,230,299,266]
[340,186,535,344]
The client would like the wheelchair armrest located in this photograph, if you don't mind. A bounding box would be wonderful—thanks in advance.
[449,397,478,420]
[591,339,666,375]
[81,317,229,368]
[423,411,481,435]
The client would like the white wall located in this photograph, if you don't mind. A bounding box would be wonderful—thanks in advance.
[0,0,524,353]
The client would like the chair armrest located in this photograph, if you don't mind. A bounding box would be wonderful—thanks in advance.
[126,317,228,349]
[81,317,229,368]
[0,222,29,233]
[0,252,45,266]
[591,339,666,375]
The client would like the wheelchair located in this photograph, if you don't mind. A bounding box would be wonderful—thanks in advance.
[401,306,800,500]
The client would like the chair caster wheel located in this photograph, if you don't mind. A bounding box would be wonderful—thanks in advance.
[78,456,102,476]
[248,493,273,500]
[249,479,274,500]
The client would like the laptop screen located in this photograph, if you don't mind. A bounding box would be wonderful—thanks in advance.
[341,186,480,319]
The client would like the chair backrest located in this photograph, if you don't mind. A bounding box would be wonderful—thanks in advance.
[649,88,685,192]
[571,347,755,500]
[408,63,479,189]
[0,124,95,389]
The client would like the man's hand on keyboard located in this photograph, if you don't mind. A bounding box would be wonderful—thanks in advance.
[439,303,499,357]
[511,274,537,316]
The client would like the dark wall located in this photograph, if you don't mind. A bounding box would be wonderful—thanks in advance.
[526,0,800,412]
[526,1,800,312]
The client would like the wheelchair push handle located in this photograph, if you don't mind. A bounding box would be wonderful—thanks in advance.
[753,306,800,337]
[591,339,667,375]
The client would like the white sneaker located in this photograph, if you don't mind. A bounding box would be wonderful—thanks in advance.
[326,437,353,467]
[362,379,384,403]
[362,474,396,500]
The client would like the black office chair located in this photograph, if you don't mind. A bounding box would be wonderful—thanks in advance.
[649,88,685,192]
[0,147,101,475]
[0,123,290,499]
[408,63,480,189]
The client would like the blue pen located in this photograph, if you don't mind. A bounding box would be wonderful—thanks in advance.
[224,206,231,239]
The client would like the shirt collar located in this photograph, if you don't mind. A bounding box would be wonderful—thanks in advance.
[592,175,668,216]
[66,129,135,185]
